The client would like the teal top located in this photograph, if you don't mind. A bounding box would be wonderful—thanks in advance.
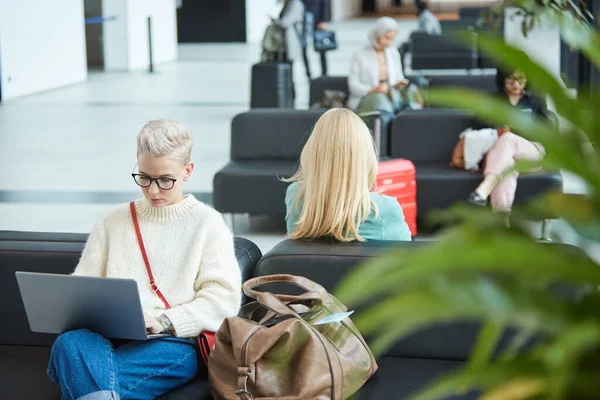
[285,182,412,241]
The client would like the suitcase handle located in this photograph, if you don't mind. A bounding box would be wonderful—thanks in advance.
[382,179,408,189]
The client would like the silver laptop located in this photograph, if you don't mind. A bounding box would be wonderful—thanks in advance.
[15,272,170,340]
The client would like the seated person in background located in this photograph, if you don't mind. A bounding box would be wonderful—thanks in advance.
[416,0,441,35]
[284,108,412,242]
[47,120,242,400]
[398,1,441,68]
[348,17,409,114]
[468,67,550,211]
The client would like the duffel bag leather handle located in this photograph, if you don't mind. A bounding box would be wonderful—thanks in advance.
[238,291,322,320]
[254,291,304,319]
[243,274,328,302]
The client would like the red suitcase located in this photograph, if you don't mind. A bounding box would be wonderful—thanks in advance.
[374,159,417,237]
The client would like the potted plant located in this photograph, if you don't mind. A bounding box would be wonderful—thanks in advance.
[336,11,600,400]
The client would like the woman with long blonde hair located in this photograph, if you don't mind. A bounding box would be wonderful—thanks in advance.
[284,108,411,242]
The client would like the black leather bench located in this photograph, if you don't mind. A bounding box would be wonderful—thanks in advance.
[212,108,397,218]
[389,109,563,223]
[410,32,479,71]
[213,109,326,216]
[0,231,262,400]
[254,239,586,398]
[309,76,349,107]
[459,6,486,21]
[428,74,497,93]
[255,239,477,399]
[439,20,476,32]
[1,230,584,399]
[309,76,425,109]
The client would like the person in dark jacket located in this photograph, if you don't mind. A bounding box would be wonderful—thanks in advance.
[467,67,551,211]
[302,0,331,78]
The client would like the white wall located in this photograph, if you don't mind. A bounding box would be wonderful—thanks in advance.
[103,0,178,71]
[102,0,128,70]
[331,0,361,21]
[246,0,280,42]
[376,0,393,10]
[0,0,87,100]
[504,9,561,80]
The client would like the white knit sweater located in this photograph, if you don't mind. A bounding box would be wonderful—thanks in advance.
[73,195,242,338]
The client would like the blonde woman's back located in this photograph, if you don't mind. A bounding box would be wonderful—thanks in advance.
[285,182,412,241]
[284,108,411,242]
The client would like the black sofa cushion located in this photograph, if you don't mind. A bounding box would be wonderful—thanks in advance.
[0,234,262,346]
[214,109,328,215]
[428,74,497,93]
[0,232,262,400]
[439,20,476,32]
[389,109,563,218]
[309,75,427,109]
[410,33,478,70]
[459,6,486,20]
[0,346,61,400]
[0,231,261,283]
[0,231,88,242]
[356,357,476,399]
[255,240,485,362]
[414,162,563,218]
[309,76,349,107]
[0,240,84,346]
[254,240,581,364]
[0,348,473,400]
[390,109,484,163]
[230,109,325,160]
[412,53,477,71]
[0,345,211,400]
[213,160,296,215]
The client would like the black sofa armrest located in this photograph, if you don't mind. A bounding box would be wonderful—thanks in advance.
[309,76,349,107]
[0,230,89,242]
[234,237,262,283]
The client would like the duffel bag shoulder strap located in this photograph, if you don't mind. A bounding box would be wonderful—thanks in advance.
[243,274,329,302]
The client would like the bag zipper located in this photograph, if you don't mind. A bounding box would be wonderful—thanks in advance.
[241,325,262,368]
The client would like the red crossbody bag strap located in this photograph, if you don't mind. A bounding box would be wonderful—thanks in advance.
[130,202,171,309]
[129,202,215,364]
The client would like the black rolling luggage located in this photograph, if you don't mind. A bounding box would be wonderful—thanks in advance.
[250,62,294,108]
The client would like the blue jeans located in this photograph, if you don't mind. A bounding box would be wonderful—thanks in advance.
[47,329,198,400]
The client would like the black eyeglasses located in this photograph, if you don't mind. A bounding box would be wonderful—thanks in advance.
[132,174,177,190]
[506,76,527,84]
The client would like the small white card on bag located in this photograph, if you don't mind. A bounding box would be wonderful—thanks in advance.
[311,311,354,326]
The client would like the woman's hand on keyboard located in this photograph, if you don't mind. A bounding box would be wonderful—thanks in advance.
[144,312,163,334]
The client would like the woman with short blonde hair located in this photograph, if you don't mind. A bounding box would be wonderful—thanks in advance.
[47,119,241,399]
[285,108,411,242]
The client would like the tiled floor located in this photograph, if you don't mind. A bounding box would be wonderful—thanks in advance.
[0,18,592,257]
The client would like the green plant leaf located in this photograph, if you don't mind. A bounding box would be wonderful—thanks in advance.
[457,32,587,132]
[335,224,600,310]
[541,321,600,399]
[521,20,529,37]
[406,360,547,400]
[470,319,506,370]
[523,192,600,241]
[498,326,537,362]
[560,14,600,70]
[480,377,546,400]
[352,277,588,356]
